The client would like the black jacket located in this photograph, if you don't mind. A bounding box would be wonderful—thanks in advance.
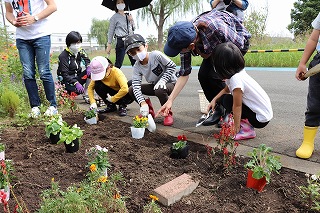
[57,49,90,85]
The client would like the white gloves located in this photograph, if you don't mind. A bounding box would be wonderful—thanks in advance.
[106,93,113,103]
[90,103,97,110]
[154,80,166,90]
[140,104,149,117]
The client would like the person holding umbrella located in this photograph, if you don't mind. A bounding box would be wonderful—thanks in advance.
[106,0,136,68]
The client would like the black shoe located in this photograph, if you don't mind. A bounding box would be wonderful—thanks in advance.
[118,105,127,116]
[202,105,225,126]
[98,104,117,113]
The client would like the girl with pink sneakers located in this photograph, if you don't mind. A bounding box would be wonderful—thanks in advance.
[208,42,273,140]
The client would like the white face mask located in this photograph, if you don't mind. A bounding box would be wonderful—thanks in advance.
[69,43,81,55]
[132,50,147,61]
[116,3,125,11]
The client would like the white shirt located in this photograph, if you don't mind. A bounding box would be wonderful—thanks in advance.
[226,69,273,122]
[5,0,52,39]
[312,12,320,52]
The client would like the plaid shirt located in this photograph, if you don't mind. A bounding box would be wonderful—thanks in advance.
[179,10,251,76]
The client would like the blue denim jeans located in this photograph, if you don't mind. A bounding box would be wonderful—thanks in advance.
[16,35,57,108]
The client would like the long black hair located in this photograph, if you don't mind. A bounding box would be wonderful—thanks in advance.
[211,42,245,79]
[65,31,82,47]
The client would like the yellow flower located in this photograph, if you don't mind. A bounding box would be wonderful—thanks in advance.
[149,194,159,201]
[114,193,121,199]
[51,177,54,182]
[77,188,82,193]
[98,176,108,183]
[89,164,97,172]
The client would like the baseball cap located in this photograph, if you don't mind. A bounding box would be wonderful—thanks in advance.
[124,34,146,53]
[89,56,109,81]
[164,21,197,57]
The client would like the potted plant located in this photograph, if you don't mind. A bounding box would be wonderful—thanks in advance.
[170,135,189,159]
[0,144,5,161]
[244,144,282,192]
[44,114,66,144]
[131,114,148,139]
[84,108,98,125]
[58,124,84,153]
[0,160,13,203]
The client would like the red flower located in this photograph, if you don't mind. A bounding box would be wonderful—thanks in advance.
[177,135,187,141]
[223,148,228,155]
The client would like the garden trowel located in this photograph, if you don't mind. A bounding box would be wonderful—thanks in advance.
[195,109,213,127]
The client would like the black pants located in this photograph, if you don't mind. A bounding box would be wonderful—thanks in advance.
[306,52,320,127]
[220,94,269,128]
[115,37,136,68]
[94,81,133,106]
[63,71,88,95]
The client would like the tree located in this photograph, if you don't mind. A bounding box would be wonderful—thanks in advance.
[288,0,319,36]
[89,18,109,50]
[137,0,202,49]
[244,8,268,40]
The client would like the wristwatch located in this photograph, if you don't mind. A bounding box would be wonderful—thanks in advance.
[34,15,39,22]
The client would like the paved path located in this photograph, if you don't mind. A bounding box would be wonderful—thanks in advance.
[72,66,320,175]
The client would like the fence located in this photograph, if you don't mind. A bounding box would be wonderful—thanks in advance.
[247,48,304,53]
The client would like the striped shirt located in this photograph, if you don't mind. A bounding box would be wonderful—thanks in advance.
[132,50,177,104]
[179,10,251,76]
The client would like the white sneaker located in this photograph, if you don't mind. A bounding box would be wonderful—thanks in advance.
[44,106,58,117]
[29,107,40,118]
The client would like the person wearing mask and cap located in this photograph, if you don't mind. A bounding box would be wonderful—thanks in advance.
[124,34,178,126]
[87,56,133,117]
[156,9,251,127]
[106,0,136,68]
[57,31,91,98]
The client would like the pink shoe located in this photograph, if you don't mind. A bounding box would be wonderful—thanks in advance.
[233,119,256,140]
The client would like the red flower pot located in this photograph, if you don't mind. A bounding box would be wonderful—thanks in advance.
[246,169,267,192]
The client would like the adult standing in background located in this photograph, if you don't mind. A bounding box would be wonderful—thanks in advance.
[106,0,135,68]
[4,0,58,118]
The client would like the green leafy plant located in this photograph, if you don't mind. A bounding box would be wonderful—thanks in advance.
[132,114,148,128]
[0,89,20,118]
[143,194,162,213]
[44,114,66,137]
[172,135,187,150]
[58,124,83,145]
[84,108,97,119]
[299,173,320,211]
[206,114,239,173]
[86,145,110,176]
[0,143,4,152]
[244,144,282,183]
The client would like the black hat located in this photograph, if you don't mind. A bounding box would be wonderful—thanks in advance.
[124,34,146,53]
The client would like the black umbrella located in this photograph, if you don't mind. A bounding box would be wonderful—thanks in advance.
[101,0,152,11]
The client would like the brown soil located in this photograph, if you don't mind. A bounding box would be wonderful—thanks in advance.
[0,111,317,213]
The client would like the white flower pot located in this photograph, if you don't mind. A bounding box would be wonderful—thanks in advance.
[130,127,145,139]
[0,186,10,203]
[84,116,98,125]
[0,151,4,161]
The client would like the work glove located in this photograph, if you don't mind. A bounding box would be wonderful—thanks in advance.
[90,103,97,110]
[140,104,149,117]
[106,93,113,103]
[75,82,84,94]
[86,66,91,77]
[153,80,166,90]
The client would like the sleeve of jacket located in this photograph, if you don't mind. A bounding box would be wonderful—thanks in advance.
[111,70,129,103]
[80,49,91,68]
[57,51,77,85]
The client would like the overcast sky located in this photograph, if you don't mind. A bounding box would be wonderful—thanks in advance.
[3,0,295,38]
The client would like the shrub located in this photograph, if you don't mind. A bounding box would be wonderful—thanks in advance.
[0,89,20,117]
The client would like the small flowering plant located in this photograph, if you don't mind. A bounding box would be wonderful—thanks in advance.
[298,173,320,211]
[44,114,67,137]
[86,145,110,176]
[143,194,162,213]
[172,135,187,150]
[132,114,148,128]
[0,160,13,189]
[206,114,238,173]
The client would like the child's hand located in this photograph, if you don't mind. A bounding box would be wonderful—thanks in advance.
[296,64,307,81]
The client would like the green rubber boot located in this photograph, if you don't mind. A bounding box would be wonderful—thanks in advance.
[296,126,318,159]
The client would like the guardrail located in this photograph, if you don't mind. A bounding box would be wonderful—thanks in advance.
[247,48,305,53]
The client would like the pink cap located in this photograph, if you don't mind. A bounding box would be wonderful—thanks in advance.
[89,56,109,80]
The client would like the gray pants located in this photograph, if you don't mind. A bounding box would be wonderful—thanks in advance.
[306,52,320,127]
[129,83,175,106]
